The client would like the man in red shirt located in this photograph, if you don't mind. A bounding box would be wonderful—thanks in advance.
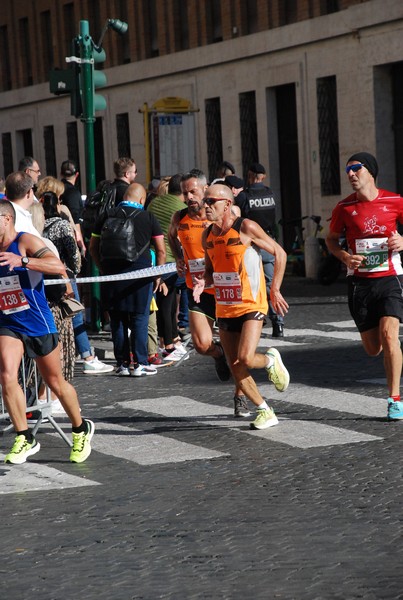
[326,152,403,420]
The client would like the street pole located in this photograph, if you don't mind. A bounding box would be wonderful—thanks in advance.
[79,19,101,331]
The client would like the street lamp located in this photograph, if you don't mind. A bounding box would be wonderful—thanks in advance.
[96,19,129,50]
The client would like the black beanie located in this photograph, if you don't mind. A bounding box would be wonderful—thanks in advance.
[347,152,378,180]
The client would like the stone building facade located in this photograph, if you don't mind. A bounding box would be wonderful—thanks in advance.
[0,0,402,247]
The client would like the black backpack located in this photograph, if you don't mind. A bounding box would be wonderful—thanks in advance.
[82,182,117,240]
[99,206,149,268]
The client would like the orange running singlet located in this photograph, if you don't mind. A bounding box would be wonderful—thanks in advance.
[177,209,214,294]
[205,218,268,318]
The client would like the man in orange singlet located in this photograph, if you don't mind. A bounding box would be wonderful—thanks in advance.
[194,184,290,430]
[169,171,251,418]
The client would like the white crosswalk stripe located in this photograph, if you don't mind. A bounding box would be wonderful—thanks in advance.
[0,457,100,495]
[119,394,382,448]
[259,383,385,417]
[90,421,229,464]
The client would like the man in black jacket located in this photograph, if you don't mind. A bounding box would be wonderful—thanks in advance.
[236,162,284,338]
[60,160,85,253]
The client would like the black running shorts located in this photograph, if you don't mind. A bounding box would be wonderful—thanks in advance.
[186,288,216,321]
[347,275,403,332]
[0,329,59,358]
[217,311,266,333]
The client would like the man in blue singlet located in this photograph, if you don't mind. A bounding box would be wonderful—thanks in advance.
[0,175,94,465]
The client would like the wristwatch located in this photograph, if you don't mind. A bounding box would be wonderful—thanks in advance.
[21,257,30,267]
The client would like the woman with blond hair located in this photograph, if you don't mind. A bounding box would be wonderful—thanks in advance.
[37,178,113,374]
[36,176,76,233]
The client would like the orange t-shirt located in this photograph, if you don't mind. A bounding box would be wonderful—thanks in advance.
[205,218,268,318]
[177,209,214,295]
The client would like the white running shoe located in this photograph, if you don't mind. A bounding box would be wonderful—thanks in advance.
[83,356,114,375]
[163,348,189,361]
[132,364,158,377]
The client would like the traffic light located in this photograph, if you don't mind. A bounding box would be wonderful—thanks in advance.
[49,39,82,118]
[92,46,107,113]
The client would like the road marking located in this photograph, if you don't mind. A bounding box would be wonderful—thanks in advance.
[119,395,382,448]
[265,328,361,341]
[318,320,355,328]
[260,383,385,417]
[247,418,380,447]
[0,457,100,495]
[90,422,228,465]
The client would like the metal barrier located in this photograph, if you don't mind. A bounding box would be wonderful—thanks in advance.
[0,355,72,447]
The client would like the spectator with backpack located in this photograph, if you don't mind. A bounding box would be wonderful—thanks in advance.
[89,183,166,377]
[81,157,137,242]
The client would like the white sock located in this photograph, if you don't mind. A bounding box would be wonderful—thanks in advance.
[266,356,274,368]
[257,401,269,410]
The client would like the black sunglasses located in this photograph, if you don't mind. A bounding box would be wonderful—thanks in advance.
[204,197,227,206]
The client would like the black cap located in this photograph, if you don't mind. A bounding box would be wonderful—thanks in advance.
[225,175,244,189]
[249,162,266,175]
[347,152,378,180]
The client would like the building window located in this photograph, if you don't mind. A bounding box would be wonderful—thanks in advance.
[44,126,57,177]
[205,0,223,43]
[116,113,131,157]
[205,98,223,182]
[173,0,189,51]
[40,11,53,81]
[117,0,131,64]
[242,0,258,34]
[63,3,76,58]
[0,26,12,91]
[19,18,33,86]
[2,133,13,177]
[392,62,403,195]
[280,0,299,26]
[66,121,80,173]
[320,0,340,15]
[316,75,340,195]
[94,117,106,184]
[239,91,258,179]
[16,128,33,160]
[144,0,159,58]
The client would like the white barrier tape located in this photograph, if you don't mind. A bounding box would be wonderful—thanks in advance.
[44,262,177,285]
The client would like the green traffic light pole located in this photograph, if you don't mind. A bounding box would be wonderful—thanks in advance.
[79,19,101,331]
[77,18,128,331]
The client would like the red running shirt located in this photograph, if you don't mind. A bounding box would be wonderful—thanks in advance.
[329,189,403,278]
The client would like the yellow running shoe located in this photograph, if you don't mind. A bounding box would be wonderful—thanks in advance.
[70,420,95,463]
[250,408,279,430]
[5,435,40,464]
[265,348,290,392]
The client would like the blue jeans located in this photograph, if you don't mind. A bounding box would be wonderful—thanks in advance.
[71,278,92,359]
[109,282,153,366]
[260,249,284,325]
[176,276,189,329]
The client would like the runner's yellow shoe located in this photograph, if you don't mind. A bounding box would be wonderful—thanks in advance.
[265,348,290,392]
[250,408,279,430]
[5,435,40,464]
[70,419,95,463]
